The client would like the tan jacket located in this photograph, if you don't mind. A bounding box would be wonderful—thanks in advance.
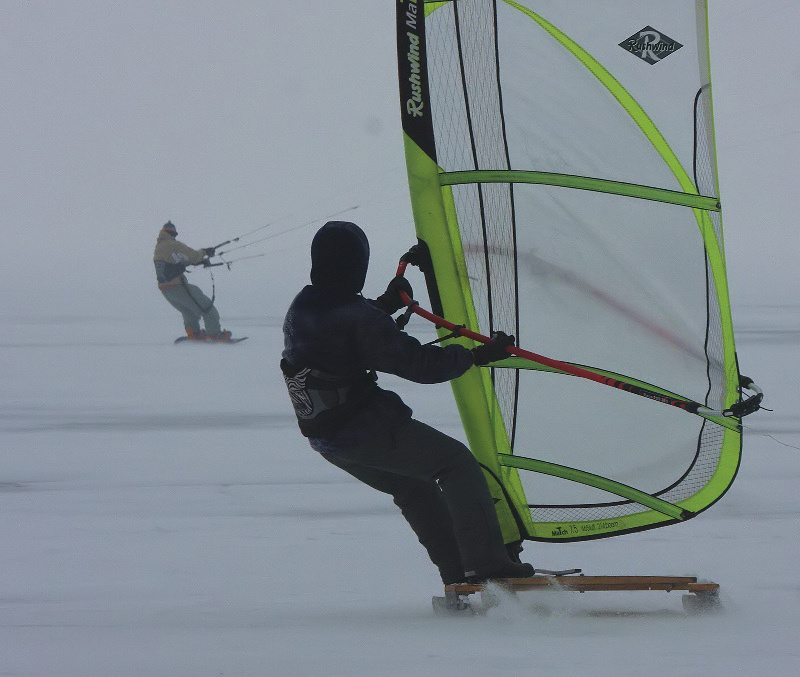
[153,230,207,289]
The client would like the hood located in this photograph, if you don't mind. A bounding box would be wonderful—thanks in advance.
[158,220,177,241]
[310,221,370,299]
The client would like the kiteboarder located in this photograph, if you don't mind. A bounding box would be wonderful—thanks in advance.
[281,220,534,584]
[153,221,231,341]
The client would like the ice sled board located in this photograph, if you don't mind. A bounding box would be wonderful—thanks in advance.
[433,572,721,616]
[174,336,248,344]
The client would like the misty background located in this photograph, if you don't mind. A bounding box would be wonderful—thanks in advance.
[1,1,797,326]
[1,3,799,675]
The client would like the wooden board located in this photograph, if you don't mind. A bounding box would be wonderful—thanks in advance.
[434,574,721,615]
[446,575,719,594]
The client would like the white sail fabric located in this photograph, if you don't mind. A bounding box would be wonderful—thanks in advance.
[398,0,743,540]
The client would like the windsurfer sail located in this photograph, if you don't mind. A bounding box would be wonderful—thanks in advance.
[395,0,761,543]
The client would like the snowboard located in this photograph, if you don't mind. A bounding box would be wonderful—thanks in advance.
[433,571,721,616]
[174,336,248,344]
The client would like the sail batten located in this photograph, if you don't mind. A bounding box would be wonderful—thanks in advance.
[439,170,721,210]
[397,0,747,542]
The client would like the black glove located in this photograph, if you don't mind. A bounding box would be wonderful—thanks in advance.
[203,247,216,257]
[374,276,414,314]
[472,331,515,366]
[400,244,422,266]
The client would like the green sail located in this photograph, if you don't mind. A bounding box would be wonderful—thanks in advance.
[396,0,744,542]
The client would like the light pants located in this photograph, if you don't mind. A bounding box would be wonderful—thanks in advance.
[161,283,221,335]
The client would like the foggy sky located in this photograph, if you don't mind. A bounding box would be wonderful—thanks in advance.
[1,1,797,320]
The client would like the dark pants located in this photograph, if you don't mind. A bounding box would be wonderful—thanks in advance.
[320,418,509,583]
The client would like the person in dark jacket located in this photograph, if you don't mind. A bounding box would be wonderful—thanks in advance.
[281,220,533,584]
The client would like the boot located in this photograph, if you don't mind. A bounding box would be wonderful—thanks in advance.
[207,330,232,342]
[442,571,468,585]
[465,560,534,583]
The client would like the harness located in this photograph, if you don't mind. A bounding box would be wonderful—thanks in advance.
[154,260,187,284]
[280,359,377,438]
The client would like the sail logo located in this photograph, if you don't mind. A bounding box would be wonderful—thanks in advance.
[406,31,424,117]
[619,26,683,65]
[403,0,425,118]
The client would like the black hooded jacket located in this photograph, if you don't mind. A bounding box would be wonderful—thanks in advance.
[281,221,474,451]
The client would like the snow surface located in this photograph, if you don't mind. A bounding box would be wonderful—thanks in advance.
[1,1,799,675]
[1,309,798,677]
